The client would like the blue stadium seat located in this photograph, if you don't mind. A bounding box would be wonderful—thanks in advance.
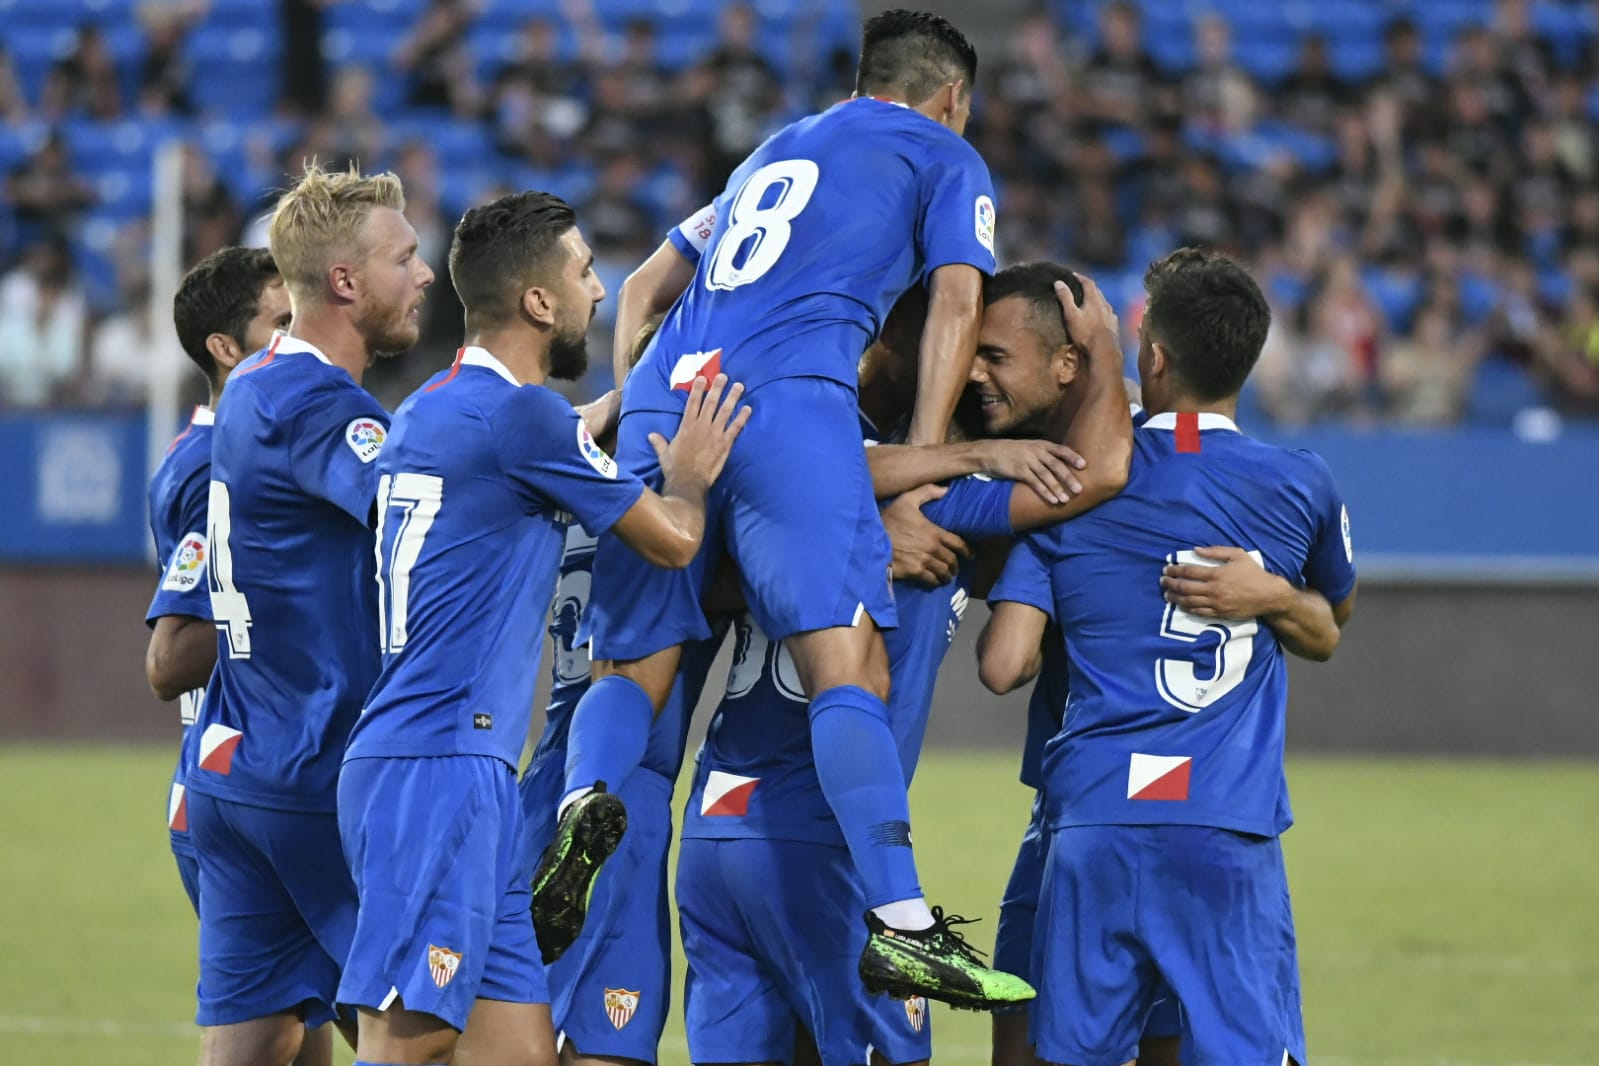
[1467,356,1546,423]
[0,120,48,172]
[90,167,154,219]
[1328,37,1385,82]
[386,117,492,160]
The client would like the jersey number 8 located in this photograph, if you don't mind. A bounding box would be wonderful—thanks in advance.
[705,159,820,291]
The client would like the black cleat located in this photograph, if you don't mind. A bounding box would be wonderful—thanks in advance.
[859,906,1036,1012]
[530,782,628,964]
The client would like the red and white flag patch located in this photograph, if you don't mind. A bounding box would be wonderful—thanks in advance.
[669,349,723,391]
[604,988,640,1030]
[197,724,243,775]
[700,771,758,817]
[168,783,188,832]
[1127,754,1192,801]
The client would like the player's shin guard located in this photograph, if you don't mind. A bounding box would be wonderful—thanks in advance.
[806,684,922,908]
[562,675,653,798]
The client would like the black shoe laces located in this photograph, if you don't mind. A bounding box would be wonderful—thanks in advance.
[926,906,989,965]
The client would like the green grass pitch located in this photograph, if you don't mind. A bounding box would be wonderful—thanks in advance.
[2,746,1596,1065]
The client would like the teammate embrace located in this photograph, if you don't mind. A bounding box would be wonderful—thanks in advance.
[141,8,1354,1066]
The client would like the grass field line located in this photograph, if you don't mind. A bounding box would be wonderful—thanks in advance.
[0,1016,1575,1066]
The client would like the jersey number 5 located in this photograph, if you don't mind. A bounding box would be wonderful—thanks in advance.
[1154,549,1261,713]
[375,472,444,654]
[705,159,820,291]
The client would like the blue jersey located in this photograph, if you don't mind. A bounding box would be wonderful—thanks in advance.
[189,335,390,813]
[627,98,995,410]
[683,475,1014,845]
[1018,634,1068,792]
[347,347,645,770]
[145,405,216,834]
[990,413,1357,838]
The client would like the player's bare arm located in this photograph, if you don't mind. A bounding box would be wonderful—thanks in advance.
[881,483,973,587]
[612,239,696,385]
[866,438,1087,505]
[906,262,984,447]
[608,374,750,568]
[1161,547,1357,662]
[976,600,1051,694]
[145,613,218,701]
[1007,276,1134,529]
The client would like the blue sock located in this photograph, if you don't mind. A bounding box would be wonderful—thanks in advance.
[563,674,654,797]
[808,684,922,909]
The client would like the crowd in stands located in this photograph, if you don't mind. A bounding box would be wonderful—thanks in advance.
[1,0,1597,425]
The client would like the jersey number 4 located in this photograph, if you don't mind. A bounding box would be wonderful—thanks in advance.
[207,481,254,659]
[1154,549,1261,713]
[705,159,820,291]
[375,472,443,654]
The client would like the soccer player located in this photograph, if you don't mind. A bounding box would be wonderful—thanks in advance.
[544,9,1028,1008]
[147,248,335,1066]
[184,165,432,1066]
[675,263,1133,1065]
[335,191,748,1066]
[978,249,1357,1066]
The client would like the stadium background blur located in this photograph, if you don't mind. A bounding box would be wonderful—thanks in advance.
[0,1,1596,1063]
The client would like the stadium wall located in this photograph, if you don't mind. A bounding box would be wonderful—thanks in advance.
[2,567,1596,756]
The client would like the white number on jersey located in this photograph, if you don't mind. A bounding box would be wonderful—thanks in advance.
[206,480,254,659]
[551,566,593,686]
[705,159,820,291]
[1154,549,1262,713]
[725,615,806,703]
[375,472,444,654]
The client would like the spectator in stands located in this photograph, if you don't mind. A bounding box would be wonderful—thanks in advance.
[1279,34,1348,135]
[5,132,95,240]
[1075,0,1169,129]
[0,239,87,409]
[138,2,198,117]
[1381,298,1484,426]
[39,24,124,121]
[1368,17,1439,142]
[393,0,482,116]
[324,65,386,166]
[0,45,29,125]
[490,16,589,147]
[279,0,330,118]
[1184,14,1252,135]
[86,276,156,407]
[180,145,241,267]
[1541,284,1599,416]
[695,2,784,184]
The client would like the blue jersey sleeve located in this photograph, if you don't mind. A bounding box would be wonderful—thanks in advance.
[921,474,1014,540]
[1296,450,1357,604]
[916,136,997,281]
[496,386,646,536]
[988,530,1056,616]
[666,203,717,263]
[145,467,214,625]
[290,383,390,525]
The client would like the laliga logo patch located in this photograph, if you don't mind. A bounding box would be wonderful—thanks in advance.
[345,418,386,463]
[974,195,996,254]
[1341,505,1354,563]
[428,944,462,988]
[577,421,618,479]
[604,988,640,1030]
[161,531,208,592]
[904,995,928,1032]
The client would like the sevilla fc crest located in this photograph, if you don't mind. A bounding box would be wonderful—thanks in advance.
[904,995,928,1032]
[428,944,462,988]
[604,987,640,1029]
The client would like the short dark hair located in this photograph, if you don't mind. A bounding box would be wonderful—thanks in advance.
[449,190,578,325]
[1141,247,1271,401]
[855,9,978,103]
[172,247,280,386]
[983,262,1085,352]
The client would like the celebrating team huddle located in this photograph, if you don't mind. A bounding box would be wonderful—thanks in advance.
[141,9,1356,1066]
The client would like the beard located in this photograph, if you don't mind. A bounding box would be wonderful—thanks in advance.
[360,297,421,359]
[547,325,590,381]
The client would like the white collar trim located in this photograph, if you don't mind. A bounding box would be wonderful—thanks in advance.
[269,331,332,365]
[191,405,214,426]
[1142,412,1240,433]
[460,345,521,387]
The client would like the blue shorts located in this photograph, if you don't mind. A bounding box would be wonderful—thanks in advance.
[169,775,200,915]
[338,755,547,1032]
[544,769,674,1061]
[186,793,356,1028]
[1032,825,1303,1066]
[587,377,896,661]
[678,837,932,1066]
[996,798,1180,1037]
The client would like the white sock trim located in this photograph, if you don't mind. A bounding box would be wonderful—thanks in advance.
[872,897,935,930]
[557,786,593,820]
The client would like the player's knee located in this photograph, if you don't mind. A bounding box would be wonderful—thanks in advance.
[199,1015,304,1066]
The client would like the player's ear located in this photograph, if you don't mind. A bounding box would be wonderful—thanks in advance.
[205,332,243,371]
[942,79,967,122]
[521,285,556,327]
[1054,343,1081,385]
[1149,341,1171,381]
[328,261,357,303]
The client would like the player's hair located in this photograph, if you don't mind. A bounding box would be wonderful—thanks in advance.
[449,190,578,325]
[268,162,406,296]
[855,9,978,103]
[171,247,281,386]
[626,313,665,375]
[1141,247,1271,401]
[983,262,1086,353]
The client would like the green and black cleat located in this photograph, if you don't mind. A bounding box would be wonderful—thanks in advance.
[859,906,1037,1012]
[530,782,628,965]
